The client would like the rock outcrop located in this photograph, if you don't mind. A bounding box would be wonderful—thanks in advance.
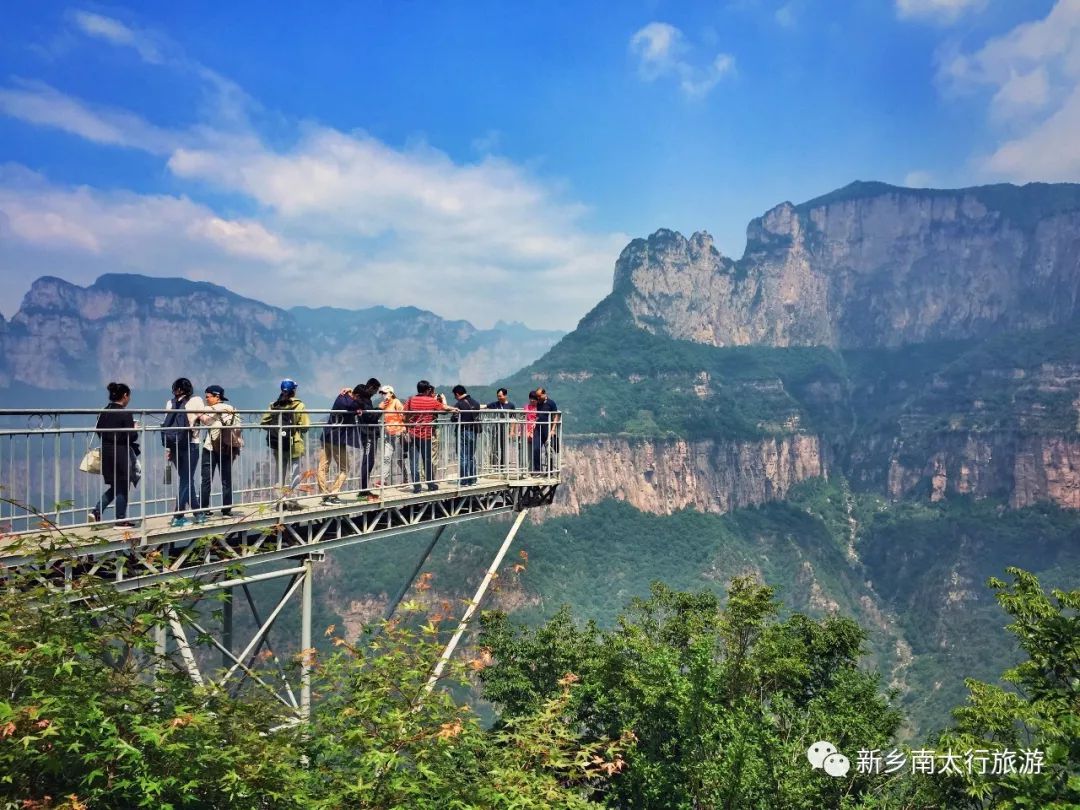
[605,182,1080,349]
[554,435,826,516]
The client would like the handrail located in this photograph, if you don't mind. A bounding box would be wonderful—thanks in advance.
[0,408,562,539]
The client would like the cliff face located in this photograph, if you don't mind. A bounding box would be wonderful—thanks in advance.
[554,435,826,517]
[608,182,1080,349]
[0,275,563,395]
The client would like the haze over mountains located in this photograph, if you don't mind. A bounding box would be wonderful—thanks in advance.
[0,274,564,400]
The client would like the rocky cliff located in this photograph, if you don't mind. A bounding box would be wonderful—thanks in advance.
[0,274,563,396]
[503,180,1080,514]
[605,181,1080,349]
[554,435,826,517]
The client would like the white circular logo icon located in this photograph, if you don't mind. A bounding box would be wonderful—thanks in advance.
[806,740,838,769]
[823,752,851,777]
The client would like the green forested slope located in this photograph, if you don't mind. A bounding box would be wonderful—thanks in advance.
[321,478,1080,735]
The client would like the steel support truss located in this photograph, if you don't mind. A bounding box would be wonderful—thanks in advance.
[5,482,558,727]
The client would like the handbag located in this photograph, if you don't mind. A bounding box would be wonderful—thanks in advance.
[79,447,102,474]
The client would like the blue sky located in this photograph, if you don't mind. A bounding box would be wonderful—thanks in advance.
[0,0,1075,329]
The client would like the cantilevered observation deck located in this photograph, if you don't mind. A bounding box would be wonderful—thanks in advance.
[0,407,561,720]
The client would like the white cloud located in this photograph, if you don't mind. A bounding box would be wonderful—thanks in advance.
[939,0,1080,181]
[70,10,163,63]
[0,20,627,329]
[629,22,735,99]
[904,170,935,187]
[896,0,987,24]
[0,80,179,154]
[775,3,798,28]
[989,67,1050,121]
[983,84,1080,178]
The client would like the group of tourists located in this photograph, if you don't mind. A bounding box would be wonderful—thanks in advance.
[89,377,559,527]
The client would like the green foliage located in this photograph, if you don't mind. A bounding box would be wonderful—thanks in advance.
[0,546,304,808]
[858,497,1080,735]
[901,569,1080,808]
[473,318,850,440]
[479,580,903,809]
[0,536,624,809]
[304,608,625,809]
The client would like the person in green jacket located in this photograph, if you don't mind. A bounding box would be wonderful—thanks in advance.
[261,379,310,510]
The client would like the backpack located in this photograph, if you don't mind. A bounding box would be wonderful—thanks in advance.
[265,403,297,448]
[213,410,244,456]
[161,398,189,446]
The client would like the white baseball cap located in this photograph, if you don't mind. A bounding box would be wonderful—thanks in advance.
[378,384,395,395]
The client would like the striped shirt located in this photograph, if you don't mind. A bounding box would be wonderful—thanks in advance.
[404,394,450,439]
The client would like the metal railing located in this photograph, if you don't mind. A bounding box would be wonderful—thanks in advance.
[0,407,561,539]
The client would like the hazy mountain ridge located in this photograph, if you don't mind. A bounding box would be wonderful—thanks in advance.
[0,274,564,396]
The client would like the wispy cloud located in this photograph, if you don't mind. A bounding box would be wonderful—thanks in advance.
[774,2,799,29]
[70,10,163,63]
[904,170,935,188]
[629,22,735,99]
[938,0,1080,181]
[896,0,987,25]
[0,79,180,154]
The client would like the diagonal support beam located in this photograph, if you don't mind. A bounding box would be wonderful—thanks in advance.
[423,509,529,696]
[220,574,305,687]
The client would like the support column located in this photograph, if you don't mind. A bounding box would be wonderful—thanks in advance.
[300,555,314,722]
[222,589,233,670]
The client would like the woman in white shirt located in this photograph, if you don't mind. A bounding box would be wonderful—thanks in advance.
[199,384,239,517]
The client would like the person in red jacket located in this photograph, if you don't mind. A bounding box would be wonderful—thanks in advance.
[404,380,455,493]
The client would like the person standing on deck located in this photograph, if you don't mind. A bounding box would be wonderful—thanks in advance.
[531,387,559,475]
[485,388,516,472]
[91,382,139,528]
[378,385,406,486]
[452,385,481,486]
[162,377,205,527]
[404,380,455,494]
[261,379,310,510]
[318,385,360,504]
[199,385,239,516]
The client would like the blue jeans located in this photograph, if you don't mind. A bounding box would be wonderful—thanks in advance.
[408,436,433,485]
[172,441,201,516]
[459,429,477,485]
[531,429,549,473]
[96,485,128,520]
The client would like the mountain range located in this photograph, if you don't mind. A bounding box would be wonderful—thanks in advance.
[6,178,1080,735]
[0,273,564,400]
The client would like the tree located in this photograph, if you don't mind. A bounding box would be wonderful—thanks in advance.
[910,568,1080,808]
[0,532,624,809]
[479,579,902,809]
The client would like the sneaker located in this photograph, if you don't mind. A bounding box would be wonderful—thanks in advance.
[220,508,234,517]
[88,509,100,523]
[412,485,422,494]
[170,516,191,528]
[116,520,138,528]
[194,513,210,525]
[322,495,343,505]
[282,500,303,511]
[356,490,373,499]
[427,483,439,492]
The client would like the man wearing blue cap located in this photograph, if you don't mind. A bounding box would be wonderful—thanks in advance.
[261,379,310,510]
